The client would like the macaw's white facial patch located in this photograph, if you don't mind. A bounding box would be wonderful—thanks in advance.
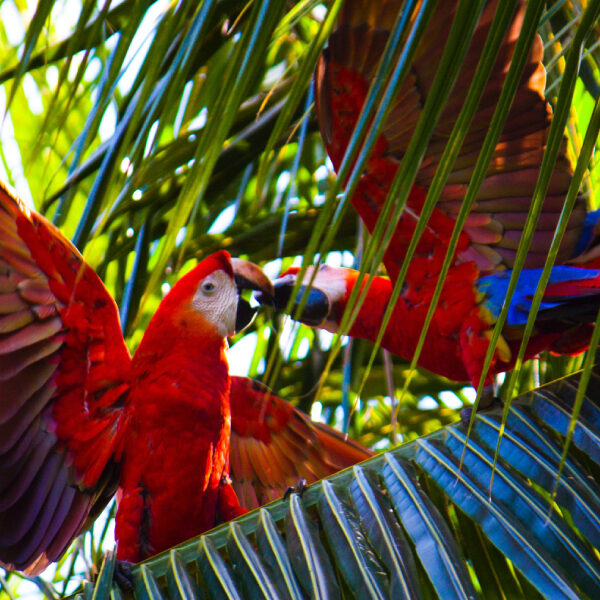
[301,264,348,303]
[191,269,238,338]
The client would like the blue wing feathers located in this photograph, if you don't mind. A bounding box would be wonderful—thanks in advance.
[574,209,600,257]
[478,267,600,326]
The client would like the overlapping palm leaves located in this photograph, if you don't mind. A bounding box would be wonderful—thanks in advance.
[0,0,599,597]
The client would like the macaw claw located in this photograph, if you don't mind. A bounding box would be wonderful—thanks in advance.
[113,559,135,592]
[284,477,308,499]
[460,386,501,425]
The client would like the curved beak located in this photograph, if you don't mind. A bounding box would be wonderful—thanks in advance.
[258,272,331,327]
[231,258,274,334]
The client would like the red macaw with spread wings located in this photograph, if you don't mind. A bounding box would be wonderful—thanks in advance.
[0,184,372,573]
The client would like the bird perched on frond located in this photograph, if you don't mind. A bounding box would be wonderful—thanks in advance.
[0,184,372,574]
[266,0,600,386]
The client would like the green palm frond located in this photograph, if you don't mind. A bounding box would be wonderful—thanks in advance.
[82,368,600,599]
[1,0,600,597]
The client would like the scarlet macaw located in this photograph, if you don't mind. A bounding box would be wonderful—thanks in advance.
[0,184,372,573]
[266,0,600,386]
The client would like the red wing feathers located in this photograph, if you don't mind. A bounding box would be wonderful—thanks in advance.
[317,0,586,277]
[0,184,130,573]
[229,376,373,509]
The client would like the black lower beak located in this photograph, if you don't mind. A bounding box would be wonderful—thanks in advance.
[261,274,331,327]
[294,286,331,326]
[235,297,257,333]
[257,273,294,308]
[231,258,273,334]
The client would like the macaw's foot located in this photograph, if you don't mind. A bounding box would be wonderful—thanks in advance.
[284,478,307,500]
[113,559,135,592]
[460,384,501,425]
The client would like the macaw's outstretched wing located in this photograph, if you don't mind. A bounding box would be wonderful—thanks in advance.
[0,184,131,574]
[229,376,373,509]
[316,0,586,278]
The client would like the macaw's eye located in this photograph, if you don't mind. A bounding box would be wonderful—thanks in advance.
[202,281,216,294]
